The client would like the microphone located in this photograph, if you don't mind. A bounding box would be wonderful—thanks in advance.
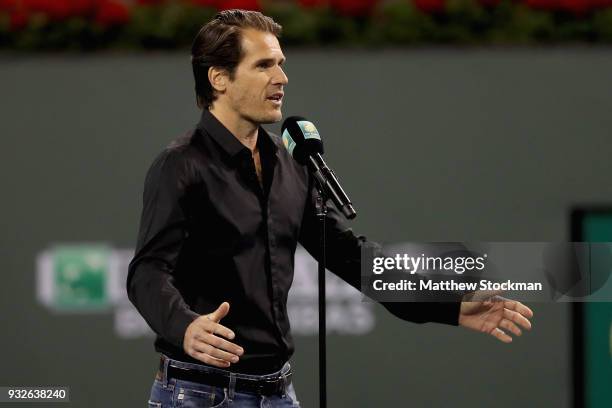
[281,116,357,220]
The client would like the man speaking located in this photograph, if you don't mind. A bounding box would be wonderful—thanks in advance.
[126,9,533,407]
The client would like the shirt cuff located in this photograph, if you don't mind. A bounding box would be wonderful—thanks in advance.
[168,309,201,349]
[382,298,462,326]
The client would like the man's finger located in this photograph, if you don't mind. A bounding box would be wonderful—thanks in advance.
[193,340,240,363]
[191,350,231,368]
[207,301,231,323]
[202,332,244,357]
[503,308,532,330]
[491,327,512,343]
[198,319,236,340]
[499,318,522,337]
[504,299,534,319]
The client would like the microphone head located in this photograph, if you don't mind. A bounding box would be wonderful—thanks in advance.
[281,116,324,165]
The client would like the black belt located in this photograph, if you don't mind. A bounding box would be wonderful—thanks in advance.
[158,356,292,397]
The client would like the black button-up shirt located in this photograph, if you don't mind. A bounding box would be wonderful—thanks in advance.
[127,110,460,374]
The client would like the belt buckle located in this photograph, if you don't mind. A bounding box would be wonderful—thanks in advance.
[254,381,266,395]
[271,375,285,395]
[253,376,278,396]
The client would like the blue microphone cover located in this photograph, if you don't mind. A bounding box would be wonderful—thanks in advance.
[281,116,324,165]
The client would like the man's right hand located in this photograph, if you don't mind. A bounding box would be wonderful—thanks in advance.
[183,302,244,368]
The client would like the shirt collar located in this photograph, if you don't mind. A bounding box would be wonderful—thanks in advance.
[197,109,278,159]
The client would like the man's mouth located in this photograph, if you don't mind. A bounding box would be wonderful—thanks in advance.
[267,93,284,103]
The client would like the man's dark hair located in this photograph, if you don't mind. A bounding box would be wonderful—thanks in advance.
[191,10,282,110]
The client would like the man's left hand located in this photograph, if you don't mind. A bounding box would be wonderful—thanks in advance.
[459,291,534,343]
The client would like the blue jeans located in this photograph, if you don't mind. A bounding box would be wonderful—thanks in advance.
[148,355,300,407]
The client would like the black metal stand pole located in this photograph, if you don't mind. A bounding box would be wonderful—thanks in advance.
[315,189,327,408]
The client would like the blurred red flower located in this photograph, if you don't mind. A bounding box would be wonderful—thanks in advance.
[298,0,328,8]
[71,0,101,15]
[187,0,219,6]
[14,0,101,19]
[217,0,260,11]
[136,0,167,5]
[95,0,130,25]
[21,0,73,19]
[330,0,379,16]
[522,0,559,10]
[526,0,594,13]
[412,0,446,13]
[558,0,591,13]
[590,0,612,7]
[9,8,29,30]
[0,0,18,11]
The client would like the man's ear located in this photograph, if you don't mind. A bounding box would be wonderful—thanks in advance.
[208,66,228,93]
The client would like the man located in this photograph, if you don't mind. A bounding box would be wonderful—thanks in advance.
[127,9,533,407]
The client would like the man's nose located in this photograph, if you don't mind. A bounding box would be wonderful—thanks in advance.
[273,66,288,85]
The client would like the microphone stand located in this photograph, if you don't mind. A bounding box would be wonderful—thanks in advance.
[315,186,327,408]
[306,154,355,408]
[307,155,329,408]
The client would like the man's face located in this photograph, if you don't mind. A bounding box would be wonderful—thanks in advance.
[223,28,288,125]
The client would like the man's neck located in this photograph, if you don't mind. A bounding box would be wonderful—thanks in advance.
[208,106,258,152]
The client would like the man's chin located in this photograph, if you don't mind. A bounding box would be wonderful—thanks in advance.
[259,111,283,124]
